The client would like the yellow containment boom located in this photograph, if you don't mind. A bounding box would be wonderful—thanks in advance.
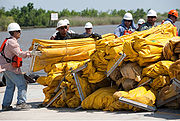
[29,33,117,72]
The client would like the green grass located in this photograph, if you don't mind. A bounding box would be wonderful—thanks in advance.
[57,16,123,27]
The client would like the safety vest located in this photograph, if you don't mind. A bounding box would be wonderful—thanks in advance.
[123,30,133,35]
[0,38,22,68]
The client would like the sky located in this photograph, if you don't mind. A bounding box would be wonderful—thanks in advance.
[0,0,180,13]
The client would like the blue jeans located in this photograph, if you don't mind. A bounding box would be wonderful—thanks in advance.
[2,71,27,106]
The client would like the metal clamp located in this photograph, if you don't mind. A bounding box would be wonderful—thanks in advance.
[172,78,180,88]
[45,62,88,108]
[138,79,153,87]
[29,43,39,74]
[71,62,88,73]
[119,97,157,112]
[157,78,180,107]
[106,53,126,77]
[45,87,67,108]
[71,63,88,101]
[73,73,85,101]
[54,76,66,93]
[156,94,180,108]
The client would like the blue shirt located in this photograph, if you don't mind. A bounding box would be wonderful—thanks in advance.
[114,19,136,37]
[164,18,174,25]
[82,32,92,36]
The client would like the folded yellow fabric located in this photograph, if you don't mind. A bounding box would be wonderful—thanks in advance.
[81,86,117,110]
[142,61,174,78]
[108,86,156,112]
[169,59,180,80]
[163,37,180,61]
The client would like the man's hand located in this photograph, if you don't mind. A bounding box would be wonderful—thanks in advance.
[29,51,42,56]
[91,33,102,40]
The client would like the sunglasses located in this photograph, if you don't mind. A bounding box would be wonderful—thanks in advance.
[124,20,132,22]
[148,16,156,18]
[60,26,67,30]
[15,30,21,33]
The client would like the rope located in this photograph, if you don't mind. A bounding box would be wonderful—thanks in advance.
[59,40,68,63]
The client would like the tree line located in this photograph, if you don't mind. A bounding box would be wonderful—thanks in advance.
[0,2,179,31]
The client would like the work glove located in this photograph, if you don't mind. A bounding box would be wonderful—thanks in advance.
[29,51,42,56]
[91,33,102,40]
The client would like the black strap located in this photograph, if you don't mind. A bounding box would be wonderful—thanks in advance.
[1,52,13,63]
[0,38,14,63]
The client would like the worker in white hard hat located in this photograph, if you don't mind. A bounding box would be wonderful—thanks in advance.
[0,23,41,111]
[139,9,157,31]
[114,12,136,37]
[83,22,93,35]
[50,19,75,40]
[64,19,75,34]
[136,19,145,31]
[52,20,101,40]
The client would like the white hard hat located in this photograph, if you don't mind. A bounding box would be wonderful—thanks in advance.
[56,20,67,29]
[123,13,133,20]
[84,22,93,29]
[138,19,145,24]
[7,23,21,32]
[147,9,157,17]
[64,19,70,25]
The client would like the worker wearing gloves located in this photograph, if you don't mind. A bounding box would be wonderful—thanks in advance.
[114,12,136,37]
[136,19,145,31]
[139,9,157,31]
[50,19,75,40]
[83,22,93,35]
[0,23,41,111]
[53,20,101,40]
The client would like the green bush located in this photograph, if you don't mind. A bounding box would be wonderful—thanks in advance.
[0,2,179,30]
[0,15,14,31]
